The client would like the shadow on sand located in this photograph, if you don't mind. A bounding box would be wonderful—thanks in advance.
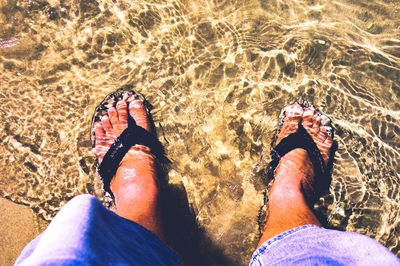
[161,183,238,266]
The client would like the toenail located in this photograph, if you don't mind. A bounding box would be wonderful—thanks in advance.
[130,100,143,109]
[320,115,330,125]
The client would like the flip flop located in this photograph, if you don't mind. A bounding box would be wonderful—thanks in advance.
[90,87,169,199]
[267,100,335,203]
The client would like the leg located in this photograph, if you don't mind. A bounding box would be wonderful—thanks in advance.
[16,92,182,265]
[257,103,333,248]
[94,94,165,240]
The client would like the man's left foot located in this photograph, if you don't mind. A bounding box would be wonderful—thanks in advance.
[92,91,164,239]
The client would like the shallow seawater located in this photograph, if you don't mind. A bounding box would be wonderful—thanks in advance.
[1,0,400,264]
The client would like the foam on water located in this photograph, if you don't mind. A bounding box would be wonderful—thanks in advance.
[1,0,400,264]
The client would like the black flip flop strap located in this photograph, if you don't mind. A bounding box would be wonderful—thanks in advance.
[269,124,328,186]
[98,112,166,197]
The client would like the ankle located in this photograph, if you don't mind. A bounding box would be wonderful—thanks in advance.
[269,184,306,203]
[274,151,315,190]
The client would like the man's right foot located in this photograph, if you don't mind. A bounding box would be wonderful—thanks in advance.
[257,102,334,247]
[271,102,334,202]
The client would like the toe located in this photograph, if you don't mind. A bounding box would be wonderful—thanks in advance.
[101,115,116,140]
[94,122,106,145]
[112,100,128,134]
[283,103,303,131]
[128,97,151,132]
[302,108,315,129]
[94,123,109,158]
[286,103,304,123]
[324,126,334,146]
[312,114,321,133]
[320,114,331,127]
[108,107,119,126]
[317,125,328,143]
[318,129,333,163]
[116,100,128,123]
[276,103,303,144]
[315,115,331,143]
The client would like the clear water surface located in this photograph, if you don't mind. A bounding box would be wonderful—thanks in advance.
[1,0,399,264]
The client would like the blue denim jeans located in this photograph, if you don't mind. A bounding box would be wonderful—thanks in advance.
[250,224,400,265]
[15,194,400,265]
[15,194,182,265]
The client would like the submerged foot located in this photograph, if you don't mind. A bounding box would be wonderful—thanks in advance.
[94,92,154,162]
[93,92,158,193]
[92,91,164,239]
[257,101,335,247]
[272,102,334,203]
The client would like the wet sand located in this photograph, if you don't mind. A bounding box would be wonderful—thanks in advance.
[0,197,48,265]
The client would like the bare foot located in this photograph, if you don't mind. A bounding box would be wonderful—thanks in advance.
[93,91,164,240]
[272,102,334,202]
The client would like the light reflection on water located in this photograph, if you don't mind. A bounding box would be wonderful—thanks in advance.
[0,0,399,264]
